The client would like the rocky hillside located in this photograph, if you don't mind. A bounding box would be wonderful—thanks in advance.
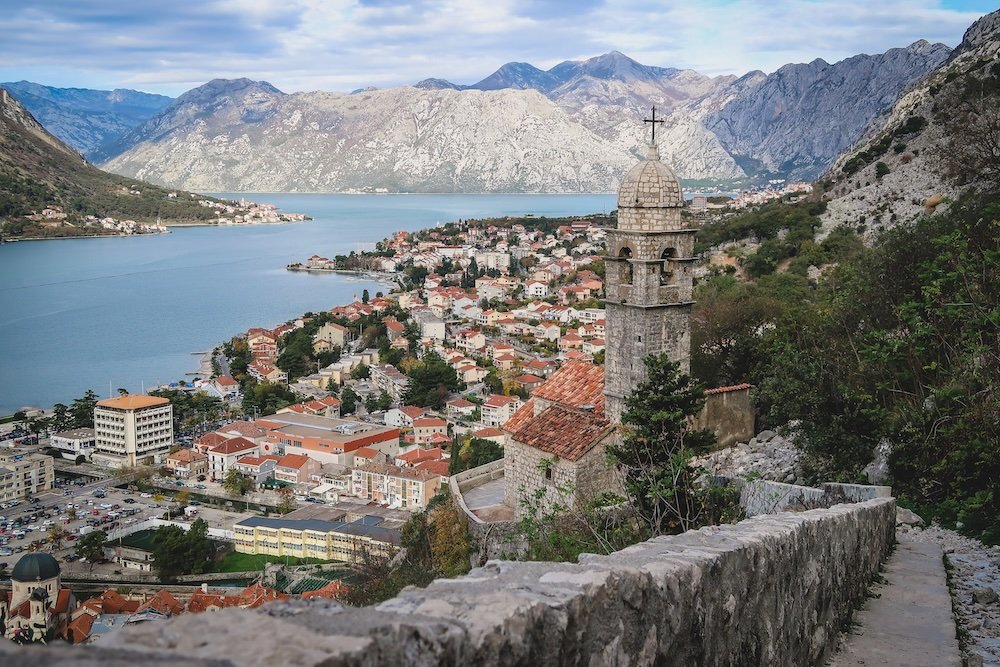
[0,87,226,235]
[0,81,171,160]
[822,9,1000,232]
[97,47,949,193]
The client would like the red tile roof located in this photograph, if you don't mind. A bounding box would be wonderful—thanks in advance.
[416,459,451,477]
[502,398,536,433]
[210,436,258,455]
[195,432,230,448]
[531,360,605,411]
[472,427,505,438]
[510,405,612,461]
[413,417,447,428]
[397,447,445,464]
[277,453,310,469]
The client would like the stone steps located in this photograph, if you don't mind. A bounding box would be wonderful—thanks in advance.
[828,536,962,666]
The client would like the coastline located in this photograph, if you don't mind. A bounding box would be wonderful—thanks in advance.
[2,230,170,243]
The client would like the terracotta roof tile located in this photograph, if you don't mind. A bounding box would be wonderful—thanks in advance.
[502,398,536,433]
[510,405,612,461]
[530,360,605,411]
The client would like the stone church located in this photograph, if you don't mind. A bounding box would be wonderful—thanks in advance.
[0,553,75,644]
[503,129,696,518]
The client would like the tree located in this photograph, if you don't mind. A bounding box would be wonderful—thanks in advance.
[351,364,371,380]
[341,387,359,415]
[939,73,1000,189]
[402,351,461,409]
[449,437,504,475]
[176,489,191,506]
[151,519,213,581]
[326,378,340,396]
[77,530,107,571]
[607,354,716,535]
[223,469,252,496]
[70,389,100,428]
[276,487,296,514]
[362,289,370,304]
[47,524,68,550]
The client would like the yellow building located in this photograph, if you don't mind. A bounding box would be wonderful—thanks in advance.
[0,449,55,503]
[232,515,400,564]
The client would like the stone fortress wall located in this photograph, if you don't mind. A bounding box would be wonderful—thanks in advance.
[6,478,899,667]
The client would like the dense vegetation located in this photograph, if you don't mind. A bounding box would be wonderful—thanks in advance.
[692,192,999,543]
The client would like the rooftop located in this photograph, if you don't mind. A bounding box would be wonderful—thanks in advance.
[96,394,170,410]
[510,404,613,461]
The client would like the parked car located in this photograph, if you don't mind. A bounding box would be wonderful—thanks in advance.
[123,498,136,504]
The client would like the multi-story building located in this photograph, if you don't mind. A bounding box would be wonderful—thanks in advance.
[481,394,523,428]
[369,364,410,404]
[207,437,259,481]
[49,428,96,460]
[258,412,401,466]
[351,463,442,510]
[0,449,55,503]
[91,395,174,469]
[232,515,400,563]
[165,448,209,479]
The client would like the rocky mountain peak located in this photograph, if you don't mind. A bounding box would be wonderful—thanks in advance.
[172,78,283,107]
[955,8,1000,54]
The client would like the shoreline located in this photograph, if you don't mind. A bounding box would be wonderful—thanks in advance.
[2,230,170,243]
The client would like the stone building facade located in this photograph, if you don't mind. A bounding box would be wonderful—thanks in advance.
[604,143,695,423]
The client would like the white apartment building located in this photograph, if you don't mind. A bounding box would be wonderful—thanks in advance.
[91,395,174,468]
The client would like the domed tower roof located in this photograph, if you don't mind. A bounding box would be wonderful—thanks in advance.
[11,553,60,582]
[617,144,684,209]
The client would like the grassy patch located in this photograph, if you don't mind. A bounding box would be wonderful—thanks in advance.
[212,551,336,573]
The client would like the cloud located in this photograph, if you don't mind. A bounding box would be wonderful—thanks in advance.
[0,0,991,96]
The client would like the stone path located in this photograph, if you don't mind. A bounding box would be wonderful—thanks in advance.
[828,536,961,666]
[461,477,513,521]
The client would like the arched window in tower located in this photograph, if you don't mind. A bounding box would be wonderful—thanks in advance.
[660,247,677,285]
[618,246,633,285]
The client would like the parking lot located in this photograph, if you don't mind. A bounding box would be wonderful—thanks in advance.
[0,476,251,576]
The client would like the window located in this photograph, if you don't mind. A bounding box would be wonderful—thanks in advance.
[618,247,633,285]
[660,248,677,286]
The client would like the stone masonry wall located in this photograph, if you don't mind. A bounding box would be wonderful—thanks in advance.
[9,497,896,667]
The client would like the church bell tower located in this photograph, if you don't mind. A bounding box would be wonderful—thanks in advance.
[604,108,695,423]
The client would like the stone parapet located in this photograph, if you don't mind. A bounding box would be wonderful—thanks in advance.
[15,497,896,666]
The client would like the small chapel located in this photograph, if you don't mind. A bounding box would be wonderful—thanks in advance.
[503,114,697,518]
[0,553,75,644]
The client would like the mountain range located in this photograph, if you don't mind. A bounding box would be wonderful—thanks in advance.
[0,88,228,236]
[3,43,953,193]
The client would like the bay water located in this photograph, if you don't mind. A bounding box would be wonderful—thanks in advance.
[0,193,614,415]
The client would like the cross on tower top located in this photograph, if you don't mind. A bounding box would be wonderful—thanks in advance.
[643,106,665,144]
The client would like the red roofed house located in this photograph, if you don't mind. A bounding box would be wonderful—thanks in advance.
[274,453,321,485]
[481,394,523,427]
[446,398,477,419]
[513,374,545,393]
[208,437,259,481]
[395,446,446,468]
[165,448,208,479]
[471,427,507,445]
[412,417,449,445]
[502,360,619,518]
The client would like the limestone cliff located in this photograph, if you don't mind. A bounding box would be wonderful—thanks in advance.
[822,9,1000,232]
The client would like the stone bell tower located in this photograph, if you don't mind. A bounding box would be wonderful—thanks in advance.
[604,109,695,424]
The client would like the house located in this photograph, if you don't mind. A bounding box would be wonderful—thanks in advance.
[493,353,517,371]
[248,360,287,384]
[454,329,486,353]
[314,322,350,348]
[559,332,584,350]
[274,453,322,486]
[211,376,241,401]
[207,437,259,481]
[384,316,406,341]
[535,323,561,342]
[514,374,545,393]
[395,447,447,468]
[384,405,426,428]
[503,361,618,518]
[525,281,549,298]
[165,448,208,479]
[583,338,606,355]
[412,417,449,445]
[231,455,278,488]
[446,398,478,420]
[456,363,488,385]
[471,427,506,445]
[481,394,523,427]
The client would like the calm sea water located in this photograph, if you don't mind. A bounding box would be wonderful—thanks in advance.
[0,193,615,415]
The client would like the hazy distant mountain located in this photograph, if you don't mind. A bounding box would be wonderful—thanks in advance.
[0,81,172,160]
[823,9,1000,229]
[92,43,950,192]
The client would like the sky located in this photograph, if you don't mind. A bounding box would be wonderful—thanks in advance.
[0,0,994,97]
